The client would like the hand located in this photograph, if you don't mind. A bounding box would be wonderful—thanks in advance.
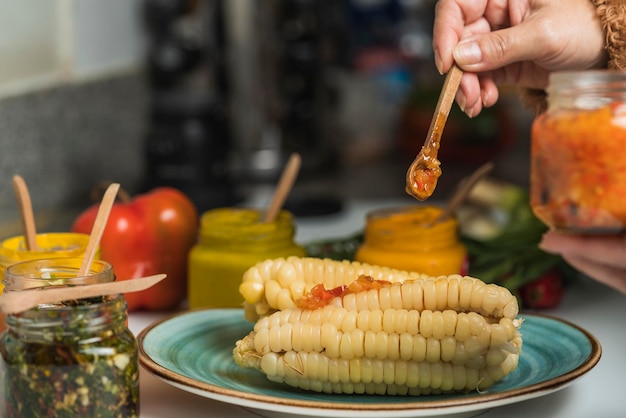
[539,231,626,294]
[433,0,607,117]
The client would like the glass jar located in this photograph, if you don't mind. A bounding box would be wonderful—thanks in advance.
[0,232,93,333]
[355,206,468,276]
[188,208,306,309]
[531,70,626,233]
[0,258,139,418]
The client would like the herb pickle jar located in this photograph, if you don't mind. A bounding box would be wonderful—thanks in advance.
[531,70,626,233]
[0,258,139,418]
[188,208,306,309]
[355,206,468,276]
[0,232,93,333]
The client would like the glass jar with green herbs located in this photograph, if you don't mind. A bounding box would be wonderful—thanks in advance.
[0,258,139,418]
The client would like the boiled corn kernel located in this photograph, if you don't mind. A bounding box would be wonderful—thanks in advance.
[234,267,522,396]
[239,257,516,322]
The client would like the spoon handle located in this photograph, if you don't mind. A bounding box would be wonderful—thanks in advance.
[12,175,38,251]
[424,64,463,149]
[79,183,120,277]
[0,274,166,314]
[264,153,301,223]
[405,64,464,201]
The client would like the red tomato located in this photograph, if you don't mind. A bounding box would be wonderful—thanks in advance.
[71,186,198,311]
[520,268,565,309]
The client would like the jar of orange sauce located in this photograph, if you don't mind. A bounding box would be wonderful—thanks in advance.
[355,206,467,276]
[187,208,306,309]
[531,70,626,233]
[0,233,94,332]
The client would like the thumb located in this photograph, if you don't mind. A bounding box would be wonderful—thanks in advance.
[453,26,535,72]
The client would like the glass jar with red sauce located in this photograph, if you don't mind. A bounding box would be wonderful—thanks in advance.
[531,70,626,233]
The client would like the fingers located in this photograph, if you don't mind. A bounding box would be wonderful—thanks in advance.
[561,255,626,295]
[433,0,462,73]
[539,231,626,295]
[433,0,517,117]
[433,0,490,74]
[452,24,536,72]
[539,232,626,267]
[455,72,500,117]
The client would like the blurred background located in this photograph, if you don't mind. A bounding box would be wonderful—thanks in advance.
[0,0,534,235]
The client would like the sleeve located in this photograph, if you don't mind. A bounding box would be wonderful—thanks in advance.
[593,0,626,70]
[519,0,626,115]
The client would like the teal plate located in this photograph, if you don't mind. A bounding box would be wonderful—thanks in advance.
[138,309,601,418]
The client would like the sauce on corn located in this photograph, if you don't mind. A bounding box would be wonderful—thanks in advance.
[295,275,391,310]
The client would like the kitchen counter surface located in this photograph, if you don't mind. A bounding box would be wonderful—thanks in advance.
[129,199,626,418]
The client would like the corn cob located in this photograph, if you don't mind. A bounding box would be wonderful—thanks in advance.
[239,257,435,322]
[234,263,522,395]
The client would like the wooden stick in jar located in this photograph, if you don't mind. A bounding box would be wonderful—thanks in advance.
[12,175,38,251]
[0,274,166,314]
[78,183,120,277]
[263,153,301,223]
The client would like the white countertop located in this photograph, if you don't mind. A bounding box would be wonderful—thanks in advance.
[129,199,626,418]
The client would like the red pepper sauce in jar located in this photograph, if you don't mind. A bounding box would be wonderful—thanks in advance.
[530,70,626,233]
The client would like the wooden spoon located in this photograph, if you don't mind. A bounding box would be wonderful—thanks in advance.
[406,64,463,201]
[430,161,495,226]
[263,152,301,223]
[12,175,38,251]
[78,183,120,277]
[0,273,166,314]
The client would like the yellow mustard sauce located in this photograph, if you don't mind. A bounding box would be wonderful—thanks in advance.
[355,206,467,276]
[187,208,306,309]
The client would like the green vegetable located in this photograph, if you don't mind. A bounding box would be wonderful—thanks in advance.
[305,232,364,261]
[459,186,574,300]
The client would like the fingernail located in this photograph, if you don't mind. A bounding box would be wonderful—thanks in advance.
[457,95,466,113]
[434,50,444,75]
[454,40,482,65]
[466,107,474,118]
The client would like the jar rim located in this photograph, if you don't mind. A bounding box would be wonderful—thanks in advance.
[3,258,114,291]
[550,69,626,81]
[549,70,626,91]
[199,207,296,241]
[0,232,92,260]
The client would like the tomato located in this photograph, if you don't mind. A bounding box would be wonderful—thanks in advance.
[71,186,198,311]
[520,268,565,309]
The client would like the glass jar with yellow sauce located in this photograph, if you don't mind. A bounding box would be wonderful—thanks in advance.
[355,205,467,276]
[0,232,93,332]
[531,70,626,233]
[187,208,306,309]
